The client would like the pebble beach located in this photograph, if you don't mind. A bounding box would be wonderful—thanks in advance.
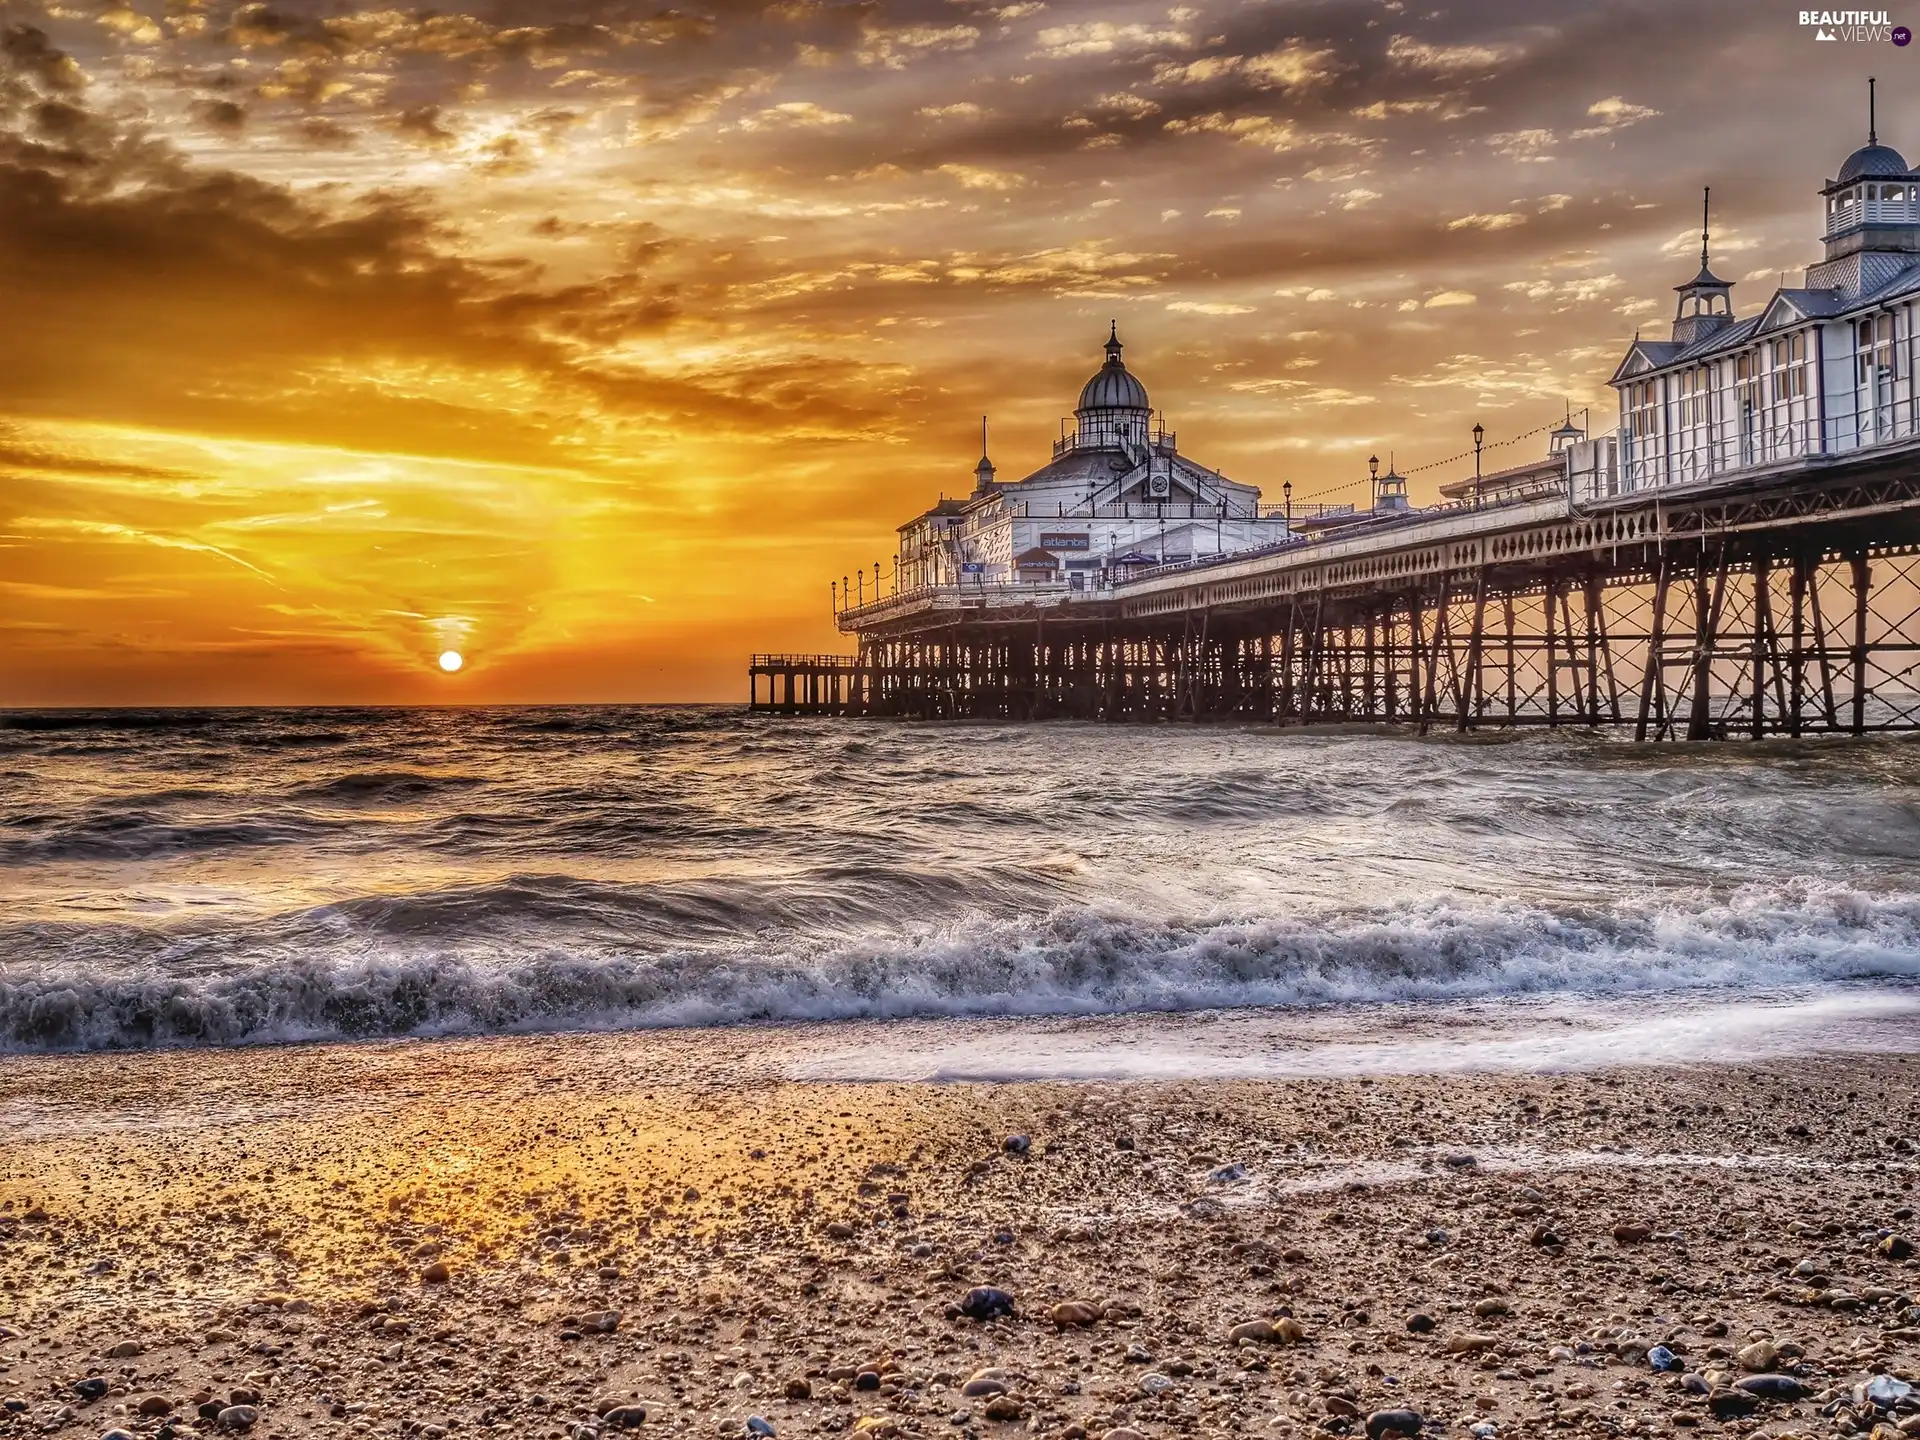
[3,1026,1918,1440]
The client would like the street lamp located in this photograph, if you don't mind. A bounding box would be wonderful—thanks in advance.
[1283,479,1293,530]
[1368,454,1379,508]
[1472,423,1485,508]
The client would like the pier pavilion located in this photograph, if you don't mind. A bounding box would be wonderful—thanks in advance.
[752,95,1920,739]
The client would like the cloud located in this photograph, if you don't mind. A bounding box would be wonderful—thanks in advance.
[936,162,1027,189]
[1572,96,1660,138]
[1167,299,1254,314]
[1033,22,1194,58]
[1423,290,1478,307]
[1385,34,1519,74]
[738,100,854,130]
[1447,212,1525,231]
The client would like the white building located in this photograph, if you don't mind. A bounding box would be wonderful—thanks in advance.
[891,327,1292,595]
[1582,99,1920,495]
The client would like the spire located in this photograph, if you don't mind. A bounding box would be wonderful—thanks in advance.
[1701,185,1711,271]
[1104,320,1124,366]
[1871,75,1878,146]
[972,414,996,494]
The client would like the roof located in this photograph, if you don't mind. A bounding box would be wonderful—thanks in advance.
[1077,324,1151,413]
[1675,263,1732,293]
[1437,455,1563,501]
[1839,143,1913,182]
[1013,546,1060,566]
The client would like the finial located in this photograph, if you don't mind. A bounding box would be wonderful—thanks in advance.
[980,415,989,459]
[1105,320,1123,363]
[1871,76,1878,146]
[1701,185,1711,270]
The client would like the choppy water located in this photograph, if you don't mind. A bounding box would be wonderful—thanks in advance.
[3,706,1920,1055]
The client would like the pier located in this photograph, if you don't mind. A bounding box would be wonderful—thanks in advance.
[753,118,1920,739]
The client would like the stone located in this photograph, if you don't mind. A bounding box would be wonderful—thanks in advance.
[746,1419,775,1437]
[1050,1301,1101,1328]
[1472,1298,1509,1318]
[982,1397,1022,1422]
[582,1311,622,1334]
[961,1378,1006,1398]
[603,1406,649,1429]
[826,1222,856,1241]
[1102,1430,1147,1440]
[138,1397,173,1416]
[215,1406,258,1431]
[74,1379,110,1402]
[1445,1335,1498,1355]
[1366,1409,1427,1440]
[958,1286,1016,1321]
[784,1379,811,1401]
[1882,1236,1915,1260]
[1442,1153,1478,1169]
[419,1261,451,1285]
[1707,1390,1759,1421]
[106,1341,144,1360]
[1734,1341,1779,1373]
[854,1371,881,1392]
[1407,1313,1435,1334]
[1613,1223,1653,1245]
[1003,1135,1030,1155]
[1732,1375,1806,1402]
[1325,1396,1361,1418]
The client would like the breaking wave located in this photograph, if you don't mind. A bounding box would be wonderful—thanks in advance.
[3,882,1918,1052]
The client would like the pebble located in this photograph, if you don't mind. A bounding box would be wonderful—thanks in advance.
[1612,1222,1653,1245]
[1406,1313,1435,1334]
[957,1286,1015,1321]
[1734,1341,1779,1372]
[215,1405,258,1431]
[101,1430,137,1440]
[783,1379,810,1401]
[581,1311,622,1334]
[1445,1335,1497,1354]
[418,1261,451,1285]
[138,1397,173,1416]
[959,1378,1005,1398]
[1049,1301,1101,1327]
[1707,1389,1758,1420]
[746,1418,775,1437]
[105,1341,143,1360]
[1883,1235,1915,1259]
[981,1396,1021,1422]
[74,1378,109,1402]
[1366,1408,1426,1440]
[603,1406,649,1429]
[1002,1135,1030,1155]
[1732,1374,1805,1401]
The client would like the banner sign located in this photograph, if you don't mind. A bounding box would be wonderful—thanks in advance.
[1037,532,1091,551]
[960,561,986,574]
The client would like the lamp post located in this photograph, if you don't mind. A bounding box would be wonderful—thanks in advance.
[1368,454,1379,509]
[832,579,838,613]
[1283,479,1293,532]
[1472,423,1485,508]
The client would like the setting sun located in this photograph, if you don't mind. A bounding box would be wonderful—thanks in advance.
[439,651,464,673]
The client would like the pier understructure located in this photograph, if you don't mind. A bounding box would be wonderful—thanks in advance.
[753,447,1920,739]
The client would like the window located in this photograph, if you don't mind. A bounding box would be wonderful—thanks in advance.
[1771,333,1807,401]
[1858,313,1897,386]
[1679,366,1711,426]
[1626,379,1660,439]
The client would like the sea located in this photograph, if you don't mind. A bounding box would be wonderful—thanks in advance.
[4,706,1920,1074]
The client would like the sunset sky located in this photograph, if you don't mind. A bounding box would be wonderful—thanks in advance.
[0,0,1897,704]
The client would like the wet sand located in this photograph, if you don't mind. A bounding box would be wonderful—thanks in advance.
[1,1028,1917,1440]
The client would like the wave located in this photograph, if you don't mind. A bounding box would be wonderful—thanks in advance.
[3,881,1917,1052]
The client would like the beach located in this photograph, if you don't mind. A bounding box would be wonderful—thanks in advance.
[3,1022,1919,1440]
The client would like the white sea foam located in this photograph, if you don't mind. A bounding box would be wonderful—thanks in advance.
[3,881,1918,1051]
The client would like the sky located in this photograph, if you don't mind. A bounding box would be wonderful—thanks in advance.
[0,0,1900,704]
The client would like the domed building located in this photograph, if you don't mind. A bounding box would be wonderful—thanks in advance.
[893,326,1292,592]
[1599,85,1920,493]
